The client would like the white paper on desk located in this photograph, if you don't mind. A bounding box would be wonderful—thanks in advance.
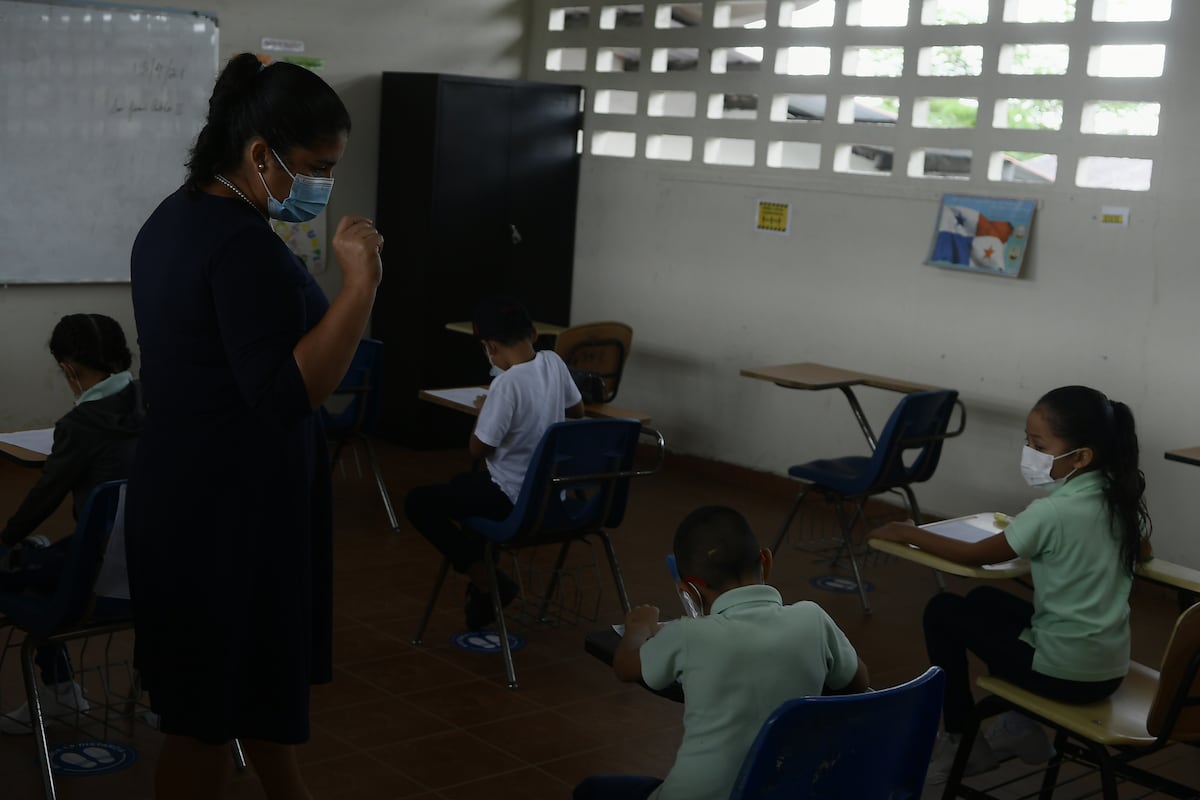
[425,387,488,406]
[921,519,996,544]
[921,513,1022,571]
[611,619,679,635]
[0,428,54,455]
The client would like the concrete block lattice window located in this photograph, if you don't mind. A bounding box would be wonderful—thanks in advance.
[530,0,1172,192]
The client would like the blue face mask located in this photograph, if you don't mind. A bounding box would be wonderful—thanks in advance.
[259,148,333,222]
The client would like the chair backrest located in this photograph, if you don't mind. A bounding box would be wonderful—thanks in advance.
[321,338,384,435]
[727,667,945,800]
[486,418,643,543]
[554,321,633,404]
[867,390,963,491]
[1146,602,1200,741]
[6,480,126,637]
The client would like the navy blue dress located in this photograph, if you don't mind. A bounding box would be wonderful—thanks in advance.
[127,187,332,744]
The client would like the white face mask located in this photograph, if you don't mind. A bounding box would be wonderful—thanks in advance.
[1020,445,1082,489]
[678,583,704,618]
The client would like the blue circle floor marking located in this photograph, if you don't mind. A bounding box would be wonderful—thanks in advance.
[50,741,138,775]
[810,574,875,594]
[451,630,527,653]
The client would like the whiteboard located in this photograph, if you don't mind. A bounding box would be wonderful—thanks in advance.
[0,1,218,283]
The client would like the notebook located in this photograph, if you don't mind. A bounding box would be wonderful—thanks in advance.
[920,512,1022,571]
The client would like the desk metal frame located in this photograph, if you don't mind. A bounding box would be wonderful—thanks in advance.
[740,362,939,451]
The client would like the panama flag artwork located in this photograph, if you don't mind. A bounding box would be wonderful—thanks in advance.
[927,194,1037,278]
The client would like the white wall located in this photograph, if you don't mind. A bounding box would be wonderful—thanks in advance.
[0,0,526,429]
[557,5,1200,564]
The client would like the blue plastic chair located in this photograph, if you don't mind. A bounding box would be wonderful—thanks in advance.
[774,389,965,612]
[412,418,663,687]
[0,480,129,800]
[320,338,398,530]
[727,666,945,800]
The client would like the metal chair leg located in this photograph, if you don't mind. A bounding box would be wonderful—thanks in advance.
[772,486,813,554]
[828,497,867,572]
[1038,730,1068,800]
[484,545,518,689]
[537,541,572,622]
[21,637,56,800]
[231,738,247,769]
[940,714,982,800]
[599,532,632,615]
[1092,740,1119,800]
[328,437,349,474]
[361,435,399,530]
[832,502,871,614]
[412,558,450,645]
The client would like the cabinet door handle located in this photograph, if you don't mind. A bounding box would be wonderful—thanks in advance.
[510,224,523,245]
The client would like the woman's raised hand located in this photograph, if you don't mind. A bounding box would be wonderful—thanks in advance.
[332,216,384,290]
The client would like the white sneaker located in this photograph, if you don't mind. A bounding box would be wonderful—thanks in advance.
[985,711,1056,764]
[0,681,90,736]
[926,731,1000,785]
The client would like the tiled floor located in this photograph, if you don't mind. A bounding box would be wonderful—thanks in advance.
[0,441,1196,799]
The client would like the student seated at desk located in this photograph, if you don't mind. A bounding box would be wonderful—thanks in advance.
[575,506,870,800]
[0,314,143,734]
[870,385,1150,783]
[405,297,583,629]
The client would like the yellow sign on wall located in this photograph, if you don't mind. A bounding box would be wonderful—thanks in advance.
[756,201,790,235]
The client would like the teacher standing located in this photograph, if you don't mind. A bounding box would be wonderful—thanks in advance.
[126,54,381,800]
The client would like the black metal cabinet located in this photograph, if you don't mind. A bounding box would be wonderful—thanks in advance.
[373,73,583,447]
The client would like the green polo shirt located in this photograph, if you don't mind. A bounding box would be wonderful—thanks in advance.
[1003,470,1131,682]
[639,585,860,800]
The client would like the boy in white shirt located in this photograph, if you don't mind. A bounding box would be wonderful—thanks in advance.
[405,298,583,629]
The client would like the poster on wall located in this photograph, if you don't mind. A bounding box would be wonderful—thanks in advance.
[272,211,327,274]
[927,194,1036,278]
[755,200,790,235]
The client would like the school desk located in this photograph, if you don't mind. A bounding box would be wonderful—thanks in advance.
[869,519,1200,600]
[1164,447,1200,467]
[418,387,652,425]
[584,627,685,703]
[739,362,939,450]
[444,320,568,338]
[0,428,53,468]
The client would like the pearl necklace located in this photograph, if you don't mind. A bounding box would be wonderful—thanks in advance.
[214,175,267,220]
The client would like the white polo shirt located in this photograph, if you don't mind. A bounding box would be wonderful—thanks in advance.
[473,351,582,503]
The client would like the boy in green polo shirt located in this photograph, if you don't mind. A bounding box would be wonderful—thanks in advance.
[573,506,870,800]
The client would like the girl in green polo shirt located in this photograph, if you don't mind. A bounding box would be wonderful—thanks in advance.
[870,385,1150,784]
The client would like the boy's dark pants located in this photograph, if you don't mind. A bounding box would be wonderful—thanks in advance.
[924,586,1123,733]
[0,540,73,684]
[404,471,513,572]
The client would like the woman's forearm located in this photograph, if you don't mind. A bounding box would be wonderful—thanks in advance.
[293,283,376,409]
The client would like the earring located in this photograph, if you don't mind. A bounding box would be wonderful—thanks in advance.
[257,163,265,170]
